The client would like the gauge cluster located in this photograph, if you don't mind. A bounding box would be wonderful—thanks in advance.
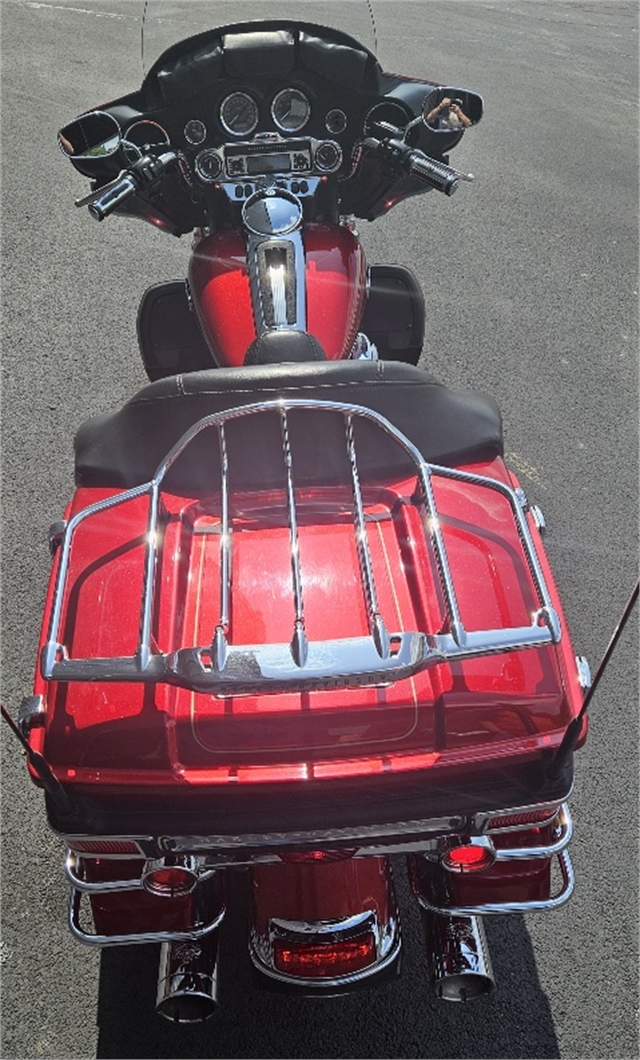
[163,81,362,187]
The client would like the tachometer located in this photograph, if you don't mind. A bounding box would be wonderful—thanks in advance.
[220,93,259,137]
[271,88,311,133]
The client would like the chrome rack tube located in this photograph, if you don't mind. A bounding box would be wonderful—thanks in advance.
[280,406,308,667]
[212,423,231,671]
[415,462,466,649]
[345,413,390,658]
[137,482,161,672]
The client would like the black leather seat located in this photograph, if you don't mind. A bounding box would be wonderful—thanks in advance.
[74,360,503,494]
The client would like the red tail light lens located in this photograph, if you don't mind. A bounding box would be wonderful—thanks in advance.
[69,839,142,855]
[442,841,495,874]
[274,932,377,977]
[278,848,358,864]
[487,807,559,830]
[142,857,198,898]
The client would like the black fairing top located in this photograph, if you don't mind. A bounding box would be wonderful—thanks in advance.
[144,20,382,104]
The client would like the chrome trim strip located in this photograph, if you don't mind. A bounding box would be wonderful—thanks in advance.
[42,399,562,694]
[247,230,307,334]
[271,910,376,939]
[412,849,575,917]
[68,887,225,947]
[159,813,468,854]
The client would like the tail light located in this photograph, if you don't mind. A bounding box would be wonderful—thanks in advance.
[273,932,377,977]
[142,856,198,898]
[278,848,358,864]
[441,838,495,874]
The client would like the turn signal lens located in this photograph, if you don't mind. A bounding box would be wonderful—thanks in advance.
[142,857,198,898]
[274,932,377,977]
[442,841,495,874]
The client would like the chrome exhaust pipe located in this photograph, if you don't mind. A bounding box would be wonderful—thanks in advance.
[423,912,494,1001]
[156,930,220,1023]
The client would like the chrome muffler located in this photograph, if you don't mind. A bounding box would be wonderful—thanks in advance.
[423,912,494,1001]
[156,930,221,1023]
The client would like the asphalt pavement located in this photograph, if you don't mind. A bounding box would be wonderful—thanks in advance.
[1,1,638,1057]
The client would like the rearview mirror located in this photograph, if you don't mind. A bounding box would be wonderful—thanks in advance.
[57,111,121,160]
[422,89,483,132]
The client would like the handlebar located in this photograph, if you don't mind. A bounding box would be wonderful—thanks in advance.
[75,150,180,221]
[408,154,460,196]
[362,135,472,197]
[86,174,139,221]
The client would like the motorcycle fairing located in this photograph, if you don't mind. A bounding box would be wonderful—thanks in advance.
[62,19,462,226]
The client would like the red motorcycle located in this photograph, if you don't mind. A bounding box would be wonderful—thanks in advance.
[6,7,597,1022]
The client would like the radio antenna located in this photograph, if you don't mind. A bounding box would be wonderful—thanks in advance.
[1,700,71,814]
[545,577,639,781]
[365,0,378,55]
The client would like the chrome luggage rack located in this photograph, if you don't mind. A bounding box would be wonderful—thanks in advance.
[42,399,561,694]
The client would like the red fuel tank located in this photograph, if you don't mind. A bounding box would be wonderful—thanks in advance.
[188,223,367,366]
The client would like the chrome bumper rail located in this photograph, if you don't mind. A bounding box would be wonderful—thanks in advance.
[489,802,572,861]
[68,887,225,947]
[43,399,561,695]
[65,851,143,892]
[411,849,575,917]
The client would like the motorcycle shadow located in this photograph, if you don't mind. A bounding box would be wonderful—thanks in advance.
[95,862,560,1059]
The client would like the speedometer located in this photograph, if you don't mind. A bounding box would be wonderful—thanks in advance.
[220,93,259,137]
[271,88,311,133]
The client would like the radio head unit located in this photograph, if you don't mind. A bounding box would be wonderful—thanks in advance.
[195,138,343,184]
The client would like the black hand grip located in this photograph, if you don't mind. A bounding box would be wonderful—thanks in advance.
[409,153,459,196]
[87,173,139,221]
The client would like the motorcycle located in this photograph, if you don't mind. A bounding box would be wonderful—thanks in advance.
[5,2,598,1023]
